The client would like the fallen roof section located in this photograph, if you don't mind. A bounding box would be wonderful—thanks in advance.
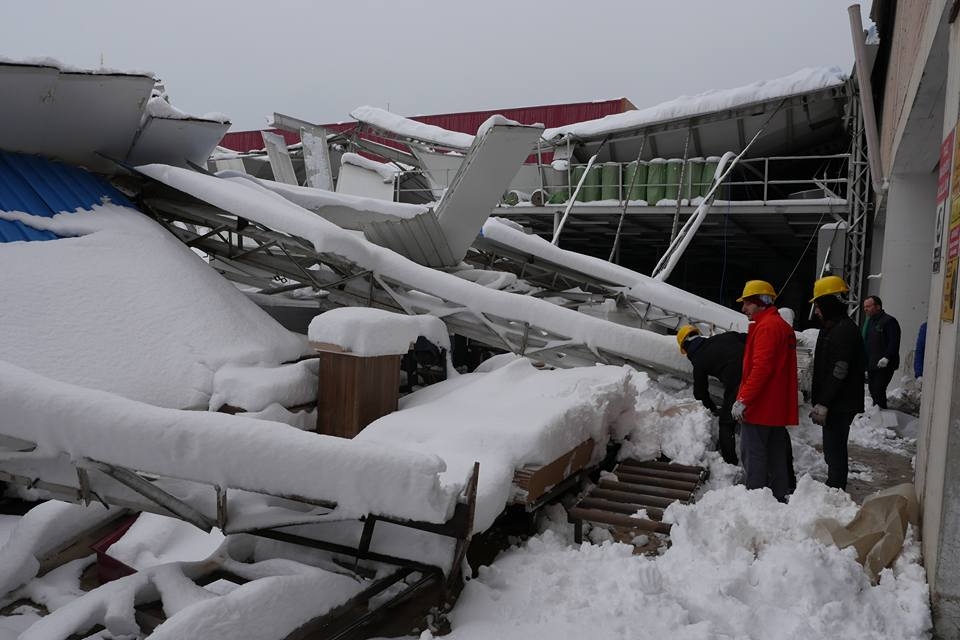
[543,66,848,142]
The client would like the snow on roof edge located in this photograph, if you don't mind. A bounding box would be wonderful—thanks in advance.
[543,66,849,141]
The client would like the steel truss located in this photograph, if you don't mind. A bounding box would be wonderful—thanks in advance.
[140,195,692,377]
[844,79,872,321]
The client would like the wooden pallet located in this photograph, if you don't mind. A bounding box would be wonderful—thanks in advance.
[567,459,708,542]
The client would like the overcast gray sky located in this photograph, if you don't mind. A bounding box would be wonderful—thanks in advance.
[1,1,872,131]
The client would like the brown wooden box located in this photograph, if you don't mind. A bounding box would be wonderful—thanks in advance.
[315,347,401,438]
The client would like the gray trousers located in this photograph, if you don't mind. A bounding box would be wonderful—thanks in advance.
[740,422,791,502]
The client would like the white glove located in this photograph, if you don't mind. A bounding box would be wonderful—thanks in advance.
[731,400,746,422]
[810,404,828,426]
[877,357,889,369]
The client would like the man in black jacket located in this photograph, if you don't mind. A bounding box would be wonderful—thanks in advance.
[811,276,865,490]
[862,295,901,409]
[678,326,745,465]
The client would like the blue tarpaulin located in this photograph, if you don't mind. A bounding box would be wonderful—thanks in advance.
[0,151,133,243]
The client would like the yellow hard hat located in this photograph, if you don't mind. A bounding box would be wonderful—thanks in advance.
[736,280,777,302]
[676,325,700,354]
[809,275,849,302]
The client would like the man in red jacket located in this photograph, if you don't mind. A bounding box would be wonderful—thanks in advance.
[731,280,799,502]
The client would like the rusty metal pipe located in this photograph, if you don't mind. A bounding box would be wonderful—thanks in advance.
[613,472,700,491]
[598,479,690,500]
[591,488,676,508]
[579,497,665,521]
[568,507,672,535]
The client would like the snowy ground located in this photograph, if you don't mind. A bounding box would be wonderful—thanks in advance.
[0,370,930,639]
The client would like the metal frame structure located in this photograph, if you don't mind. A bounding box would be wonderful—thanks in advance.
[136,177,693,377]
[843,78,873,322]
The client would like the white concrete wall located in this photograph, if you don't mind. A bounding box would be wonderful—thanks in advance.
[877,170,937,371]
[915,12,960,637]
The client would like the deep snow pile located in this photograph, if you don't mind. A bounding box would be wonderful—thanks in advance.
[442,479,931,640]
[0,205,308,409]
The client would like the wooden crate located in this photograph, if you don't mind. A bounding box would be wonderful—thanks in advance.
[315,346,401,438]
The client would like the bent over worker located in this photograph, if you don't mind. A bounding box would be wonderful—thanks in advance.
[810,276,864,490]
[731,280,799,502]
[677,326,745,465]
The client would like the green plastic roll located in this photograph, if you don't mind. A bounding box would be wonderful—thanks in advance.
[683,157,704,200]
[622,160,648,202]
[647,159,666,204]
[547,189,569,204]
[571,165,586,201]
[578,163,601,202]
[502,191,519,206]
[601,163,621,201]
[700,156,721,198]
[665,158,683,200]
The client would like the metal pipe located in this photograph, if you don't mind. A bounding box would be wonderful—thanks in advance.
[848,3,884,193]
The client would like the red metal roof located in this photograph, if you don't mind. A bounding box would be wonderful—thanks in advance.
[218,98,635,153]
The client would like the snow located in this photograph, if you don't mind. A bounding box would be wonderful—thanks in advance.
[145,96,230,123]
[350,105,475,150]
[358,358,636,531]
[441,479,929,640]
[309,307,451,357]
[135,164,696,376]
[0,55,154,78]
[481,216,747,332]
[216,169,429,222]
[208,359,318,412]
[341,152,402,182]
[0,204,309,410]
[0,361,459,524]
[107,513,224,571]
[543,66,848,141]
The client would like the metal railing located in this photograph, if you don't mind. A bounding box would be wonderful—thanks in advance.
[390,153,851,206]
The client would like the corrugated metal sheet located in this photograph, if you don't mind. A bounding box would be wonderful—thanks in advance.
[0,151,133,243]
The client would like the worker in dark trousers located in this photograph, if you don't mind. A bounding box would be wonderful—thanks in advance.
[731,280,799,502]
[862,295,901,409]
[677,325,745,465]
[810,276,864,490]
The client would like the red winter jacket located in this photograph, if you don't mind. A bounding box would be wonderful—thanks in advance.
[737,306,799,426]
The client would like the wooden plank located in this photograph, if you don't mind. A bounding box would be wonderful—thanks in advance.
[512,439,594,504]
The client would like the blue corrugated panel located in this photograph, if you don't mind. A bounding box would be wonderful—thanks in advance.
[0,151,134,243]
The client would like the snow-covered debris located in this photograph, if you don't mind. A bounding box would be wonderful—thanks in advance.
[107,513,225,572]
[309,307,451,357]
[208,359,318,412]
[340,152,403,182]
[358,358,636,531]
[135,164,695,377]
[0,204,308,410]
[543,66,847,141]
[481,217,747,331]
[218,169,429,223]
[350,105,475,150]
[0,361,459,524]
[0,501,117,599]
[145,96,230,123]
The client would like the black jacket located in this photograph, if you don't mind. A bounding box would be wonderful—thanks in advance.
[686,332,746,412]
[863,310,901,370]
[813,316,865,414]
